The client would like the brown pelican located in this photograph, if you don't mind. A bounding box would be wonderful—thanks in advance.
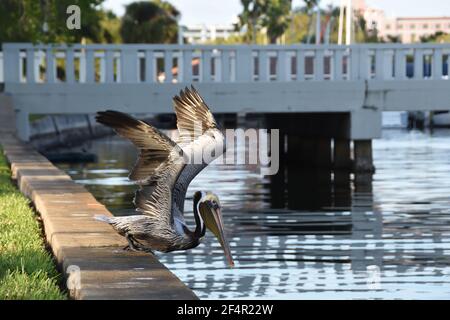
[94,86,234,267]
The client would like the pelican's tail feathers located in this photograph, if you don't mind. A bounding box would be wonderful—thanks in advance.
[94,215,112,224]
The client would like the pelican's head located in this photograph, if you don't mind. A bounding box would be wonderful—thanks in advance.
[195,191,234,268]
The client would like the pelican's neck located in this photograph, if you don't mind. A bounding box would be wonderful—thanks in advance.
[193,191,206,238]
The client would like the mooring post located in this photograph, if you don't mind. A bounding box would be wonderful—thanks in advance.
[15,109,30,141]
[353,140,375,173]
[333,139,352,170]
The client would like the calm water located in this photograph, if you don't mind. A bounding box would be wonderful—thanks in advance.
[55,129,450,299]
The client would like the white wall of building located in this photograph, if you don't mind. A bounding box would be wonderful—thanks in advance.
[358,0,450,43]
[183,24,238,44]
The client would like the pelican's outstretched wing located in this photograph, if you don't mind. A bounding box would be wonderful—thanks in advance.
[96,110,182,183]
[96,110,184,227]
[173,85,219,145]
[171,86,226,212]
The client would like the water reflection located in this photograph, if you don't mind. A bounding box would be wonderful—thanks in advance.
[55,129,450,299]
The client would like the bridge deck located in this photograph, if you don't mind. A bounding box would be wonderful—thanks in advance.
[2,43,450,141]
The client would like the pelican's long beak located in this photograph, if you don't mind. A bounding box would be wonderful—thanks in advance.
[211,206,235,268]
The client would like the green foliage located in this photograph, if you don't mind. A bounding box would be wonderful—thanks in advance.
[120,0,179,44]
[386,35,401,43]
[285,4,383,44]
[235,0,383,45]
[203,34,245,45]
[353,13,383,43]
[0,149,65,300]
[302,0,319,43]
[0,0,106,44]
[0,269,64,300]
[263,0,292,43]
[99,10,122,44]
[236,0,292,44]
[303,0,319,10]
[420,31,450,43]
[51,0,105,43]
[236,0,263,43]
[283,9,310,43]
[0,0,42,43]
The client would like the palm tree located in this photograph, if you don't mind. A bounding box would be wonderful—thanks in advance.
[120,0,180,43]
[236,0,292,44]
[263,0,292,44]
[304,0,320,44]
[236,0,264,43]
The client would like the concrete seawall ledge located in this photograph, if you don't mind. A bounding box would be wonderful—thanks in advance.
[0,108,197,299]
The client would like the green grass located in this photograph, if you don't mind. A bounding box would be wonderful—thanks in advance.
[29,114,46,122]
[0,147,66,300]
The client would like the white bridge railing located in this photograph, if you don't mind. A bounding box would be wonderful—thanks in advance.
[2,43,450,85]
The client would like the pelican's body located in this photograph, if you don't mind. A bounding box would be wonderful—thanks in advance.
[95,87,234,266]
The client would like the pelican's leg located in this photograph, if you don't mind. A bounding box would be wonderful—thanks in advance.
[125,234,140,252]
[142,248,154,254]
[124,234,154,254]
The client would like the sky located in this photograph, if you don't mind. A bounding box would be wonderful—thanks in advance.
[103,0,450,25]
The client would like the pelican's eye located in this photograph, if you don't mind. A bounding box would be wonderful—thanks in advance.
[211,200,219,209]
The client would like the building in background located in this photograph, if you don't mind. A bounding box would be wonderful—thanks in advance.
[183,24,238,43]
[183,1,450,44]
[356,0,450,43]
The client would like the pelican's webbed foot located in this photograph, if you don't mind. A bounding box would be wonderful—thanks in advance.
[124,234,154,254]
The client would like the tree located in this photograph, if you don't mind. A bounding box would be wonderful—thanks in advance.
[286,4,336,44]
[120,0,180,44]
[283,3,383,45]
[99,10,122,43]
[420,31,450,43]
[303,0,319,43]
[353,12,381,43]
[236,0,292,44]
[51,0,105,43]
[263,0,292,43]
[236,0,265,44]
[0,0,41,43]
[284,7,310,44]
[0,0,106,44]
[386,35,401,43]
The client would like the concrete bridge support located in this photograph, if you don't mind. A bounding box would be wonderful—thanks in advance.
[350,108,380,173]
[333,139,352,170]
[264,112,377,173]
[353,140,375,173]
[264,112,377,209]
